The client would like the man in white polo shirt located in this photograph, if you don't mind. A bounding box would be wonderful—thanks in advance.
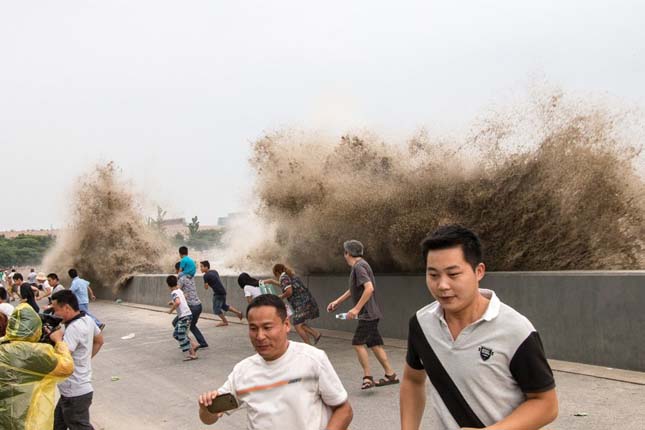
[198,294,353,430]
[51,289,105,430]
[400,225,558,430]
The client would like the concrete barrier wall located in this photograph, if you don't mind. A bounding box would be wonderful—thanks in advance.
[97,271,645,372]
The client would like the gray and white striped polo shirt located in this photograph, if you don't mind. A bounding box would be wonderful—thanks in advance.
[406,289,555,429]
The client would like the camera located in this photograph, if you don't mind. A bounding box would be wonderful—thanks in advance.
[39,312,63,345]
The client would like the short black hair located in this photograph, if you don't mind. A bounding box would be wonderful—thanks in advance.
[246,294,287,321]
[178,246,188,256]
[13,273,23,281]
[68,268,78,278]
[51,289,80,311]
[421,224,483,271]
[47,273,59,280]
[0,287,7,301]
[200,260,210,269]
[166,275,178,287]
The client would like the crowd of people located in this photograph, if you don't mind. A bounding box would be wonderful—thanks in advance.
[0,267,105,430]
[0,225,559,430]
[196,226,559,430]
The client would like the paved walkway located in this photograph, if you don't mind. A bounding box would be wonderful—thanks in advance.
[85,301,644,429]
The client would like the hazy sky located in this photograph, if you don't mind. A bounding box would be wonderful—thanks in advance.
[1,1,643,230]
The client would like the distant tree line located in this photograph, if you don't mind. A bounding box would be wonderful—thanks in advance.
[0,234,56,267]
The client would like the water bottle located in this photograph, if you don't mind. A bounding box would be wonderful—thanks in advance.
[335,313,348,320]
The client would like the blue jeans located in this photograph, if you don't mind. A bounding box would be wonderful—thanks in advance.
[79,303,102,327]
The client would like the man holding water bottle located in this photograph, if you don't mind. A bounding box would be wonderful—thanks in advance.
[327,240,399,390]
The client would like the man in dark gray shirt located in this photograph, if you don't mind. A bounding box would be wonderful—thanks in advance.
[327,240,399,390]
[200,260,243,327]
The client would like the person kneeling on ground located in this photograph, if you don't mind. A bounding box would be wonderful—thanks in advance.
[198,294,353,430]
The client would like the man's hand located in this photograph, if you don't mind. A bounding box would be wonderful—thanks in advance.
[198,390,220,408]
[49,328,64,344]
[90,295,96,301]
[198,390,224,425]
[347,308,359,320]
[327,301,338,312]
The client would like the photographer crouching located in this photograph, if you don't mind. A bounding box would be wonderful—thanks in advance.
[50,289,104,430]
[0,303,75,430]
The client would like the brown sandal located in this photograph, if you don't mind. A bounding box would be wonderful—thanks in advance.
[375,373,400,387]
[361,376,375,390]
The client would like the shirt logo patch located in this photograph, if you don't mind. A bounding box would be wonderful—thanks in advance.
[479,346,494,361]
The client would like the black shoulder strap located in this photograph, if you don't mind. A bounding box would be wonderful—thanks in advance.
[410,315,486,428]
[64,311,86,327]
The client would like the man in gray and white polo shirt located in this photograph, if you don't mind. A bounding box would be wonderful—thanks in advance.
[51,289,105,430]
[400,225,558,430]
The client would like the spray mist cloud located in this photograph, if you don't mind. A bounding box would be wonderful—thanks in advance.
[234,91,645,273]
[43,162,174,289]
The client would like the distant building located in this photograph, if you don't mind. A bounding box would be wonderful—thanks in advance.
[217,212,245,227]
[160,218,187,236]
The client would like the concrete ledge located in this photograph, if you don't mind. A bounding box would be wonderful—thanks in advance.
[109,300,645,385]
[97,270,645,372]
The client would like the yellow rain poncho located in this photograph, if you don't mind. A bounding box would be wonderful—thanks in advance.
[0,303,74,430]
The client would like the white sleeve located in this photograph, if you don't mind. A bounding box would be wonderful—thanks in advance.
[243,286,252,297]
[217,375,235,396]
[317,351,348,407]
[217,366,243,406]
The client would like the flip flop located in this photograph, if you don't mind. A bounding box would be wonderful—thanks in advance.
[375,373,400,387]
[183,356,199,361]
[361,376,375,390]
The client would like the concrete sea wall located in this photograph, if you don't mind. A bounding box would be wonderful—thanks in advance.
[97,271,645,372]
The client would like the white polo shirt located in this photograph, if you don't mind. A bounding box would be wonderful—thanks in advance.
[406,289,555,429]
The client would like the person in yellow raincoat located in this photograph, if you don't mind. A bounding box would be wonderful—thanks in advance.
[0,303,74,430]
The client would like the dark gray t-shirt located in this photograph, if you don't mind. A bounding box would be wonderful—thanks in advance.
[203,270,226,295]
[349,259,382,321]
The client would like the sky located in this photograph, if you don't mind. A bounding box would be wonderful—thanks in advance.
[0,1,644,230]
